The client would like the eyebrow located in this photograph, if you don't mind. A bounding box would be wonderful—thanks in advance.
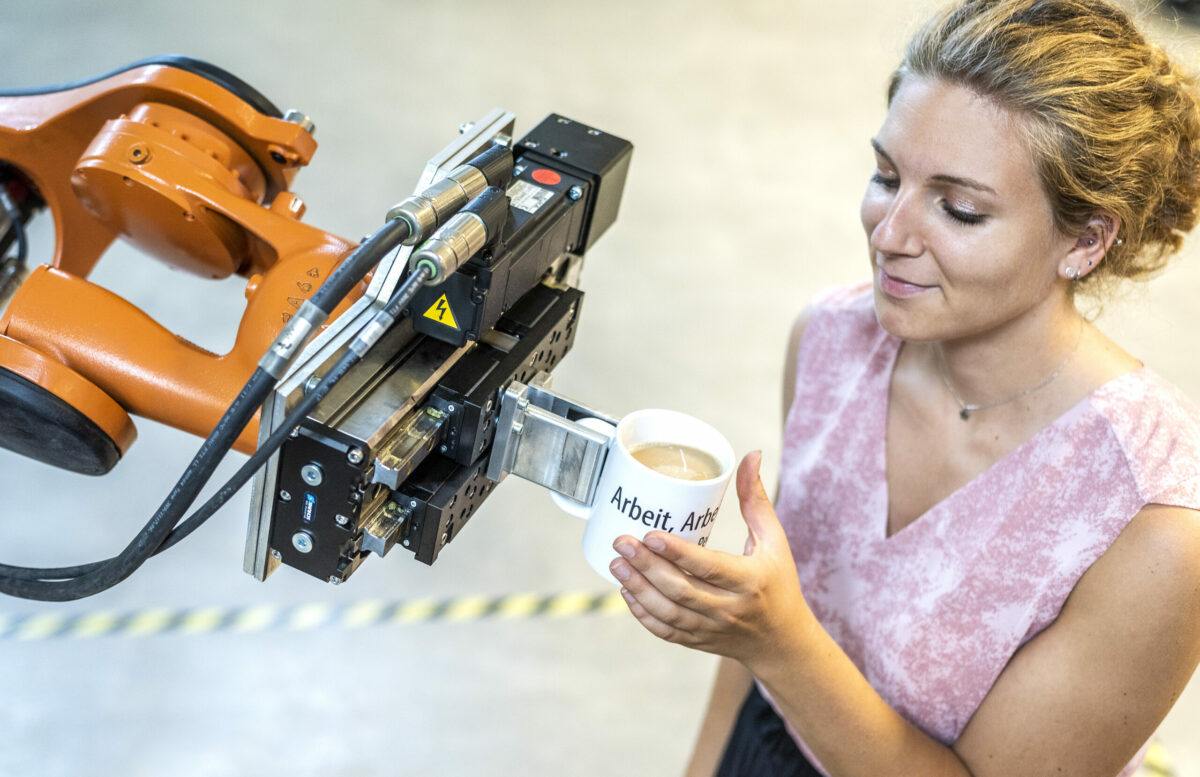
[870,138,998,195]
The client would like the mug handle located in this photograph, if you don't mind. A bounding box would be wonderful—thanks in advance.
[549,416,616,520]
[550,490,593,520]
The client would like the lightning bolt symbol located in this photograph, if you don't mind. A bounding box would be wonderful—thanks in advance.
[423,294,458,329]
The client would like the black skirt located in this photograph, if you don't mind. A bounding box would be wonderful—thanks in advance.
[715,684,823,777]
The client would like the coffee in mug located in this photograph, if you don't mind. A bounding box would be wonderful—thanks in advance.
[551,409,735,582]
[628,442,722,481]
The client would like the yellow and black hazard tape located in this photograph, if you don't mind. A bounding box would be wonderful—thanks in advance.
[0,595,1185,777]
[0,590,627,642]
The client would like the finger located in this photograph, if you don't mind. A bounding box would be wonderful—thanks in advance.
[614,535,726,610]
[640,531,748,592]
[736,451,786,552]
[610,547,711,631]
[619,587,697,645]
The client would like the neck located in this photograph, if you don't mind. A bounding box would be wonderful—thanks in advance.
[933,295,1082,412]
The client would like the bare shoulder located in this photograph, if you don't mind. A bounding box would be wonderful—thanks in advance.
[781,306,816,423]
[955,503,1200,776]
[1078,503,1200,620]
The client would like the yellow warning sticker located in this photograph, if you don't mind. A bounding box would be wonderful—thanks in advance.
[423,294,459,329]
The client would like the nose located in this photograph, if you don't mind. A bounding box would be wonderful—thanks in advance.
[867,190,923,259]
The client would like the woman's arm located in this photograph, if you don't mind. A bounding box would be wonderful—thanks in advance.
[612,460,1200,777]
[951,502,1200,775]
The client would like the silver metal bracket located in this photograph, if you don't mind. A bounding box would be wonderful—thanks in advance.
[486,372,620,504]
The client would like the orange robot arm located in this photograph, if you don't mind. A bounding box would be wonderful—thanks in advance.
[0,57,359,473]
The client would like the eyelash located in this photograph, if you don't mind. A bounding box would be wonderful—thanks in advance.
[942,203,986,226]
[870,173,988,226]
[870,172,899,190]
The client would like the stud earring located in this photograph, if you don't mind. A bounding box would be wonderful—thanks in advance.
[1066,266,1078,279]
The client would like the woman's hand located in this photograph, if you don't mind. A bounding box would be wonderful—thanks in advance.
[610,450,816,670]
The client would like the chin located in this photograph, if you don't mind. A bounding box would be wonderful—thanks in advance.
[872,284,940,342]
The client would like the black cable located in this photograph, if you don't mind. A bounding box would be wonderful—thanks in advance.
[0,186,29,272]
[165,264,433,550]
[0,368,275,600]
[0,257,431,596]
[0,355,355,583]
[308,218,408,316]
[159,265,432,551]
[0,219,413,601]
[381,265,433,318]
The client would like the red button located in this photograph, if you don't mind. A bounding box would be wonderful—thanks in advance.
[531,168,561,186]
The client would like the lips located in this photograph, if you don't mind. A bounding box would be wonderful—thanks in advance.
[878,267,937,299]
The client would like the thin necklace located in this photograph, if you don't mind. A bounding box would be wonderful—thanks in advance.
[936,317,1084,421]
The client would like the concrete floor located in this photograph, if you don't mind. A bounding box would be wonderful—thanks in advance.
[0,1,1197,775]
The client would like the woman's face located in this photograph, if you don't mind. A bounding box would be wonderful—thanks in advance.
[860,76,1075,342]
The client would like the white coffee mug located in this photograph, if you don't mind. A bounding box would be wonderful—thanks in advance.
[552,409,735,583]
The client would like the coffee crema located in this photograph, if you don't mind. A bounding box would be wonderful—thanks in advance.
[628,442,722,481]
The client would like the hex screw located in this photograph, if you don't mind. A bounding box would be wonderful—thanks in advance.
[335,514,350,526]
[568,186,584,201]
[304,374,322,395]
[283,109,316,135]
[280,490,292,502]
[347,448,364,465]
[301,464,323,486]
[291,531,314,553]
[327,576,342,585]
[270,549,282,560]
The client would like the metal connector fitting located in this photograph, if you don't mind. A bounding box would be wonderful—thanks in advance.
[349,311,397,357]
[410,211,488,283]
[386,164,487,246]
[258,300,328,378]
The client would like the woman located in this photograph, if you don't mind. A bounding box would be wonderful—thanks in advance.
[611,1,1200,775]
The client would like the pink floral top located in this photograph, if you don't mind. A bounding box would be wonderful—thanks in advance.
[772,284,1200,776]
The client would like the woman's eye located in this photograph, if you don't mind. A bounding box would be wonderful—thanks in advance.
[941,200,988,226]
[871,172,899,190]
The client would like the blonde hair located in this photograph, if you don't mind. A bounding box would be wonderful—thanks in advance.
[891,0,1200,290]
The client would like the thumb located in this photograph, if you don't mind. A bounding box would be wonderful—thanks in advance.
[736,450,783,554]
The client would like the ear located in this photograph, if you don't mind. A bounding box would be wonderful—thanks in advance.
[1060,212,1122,281]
